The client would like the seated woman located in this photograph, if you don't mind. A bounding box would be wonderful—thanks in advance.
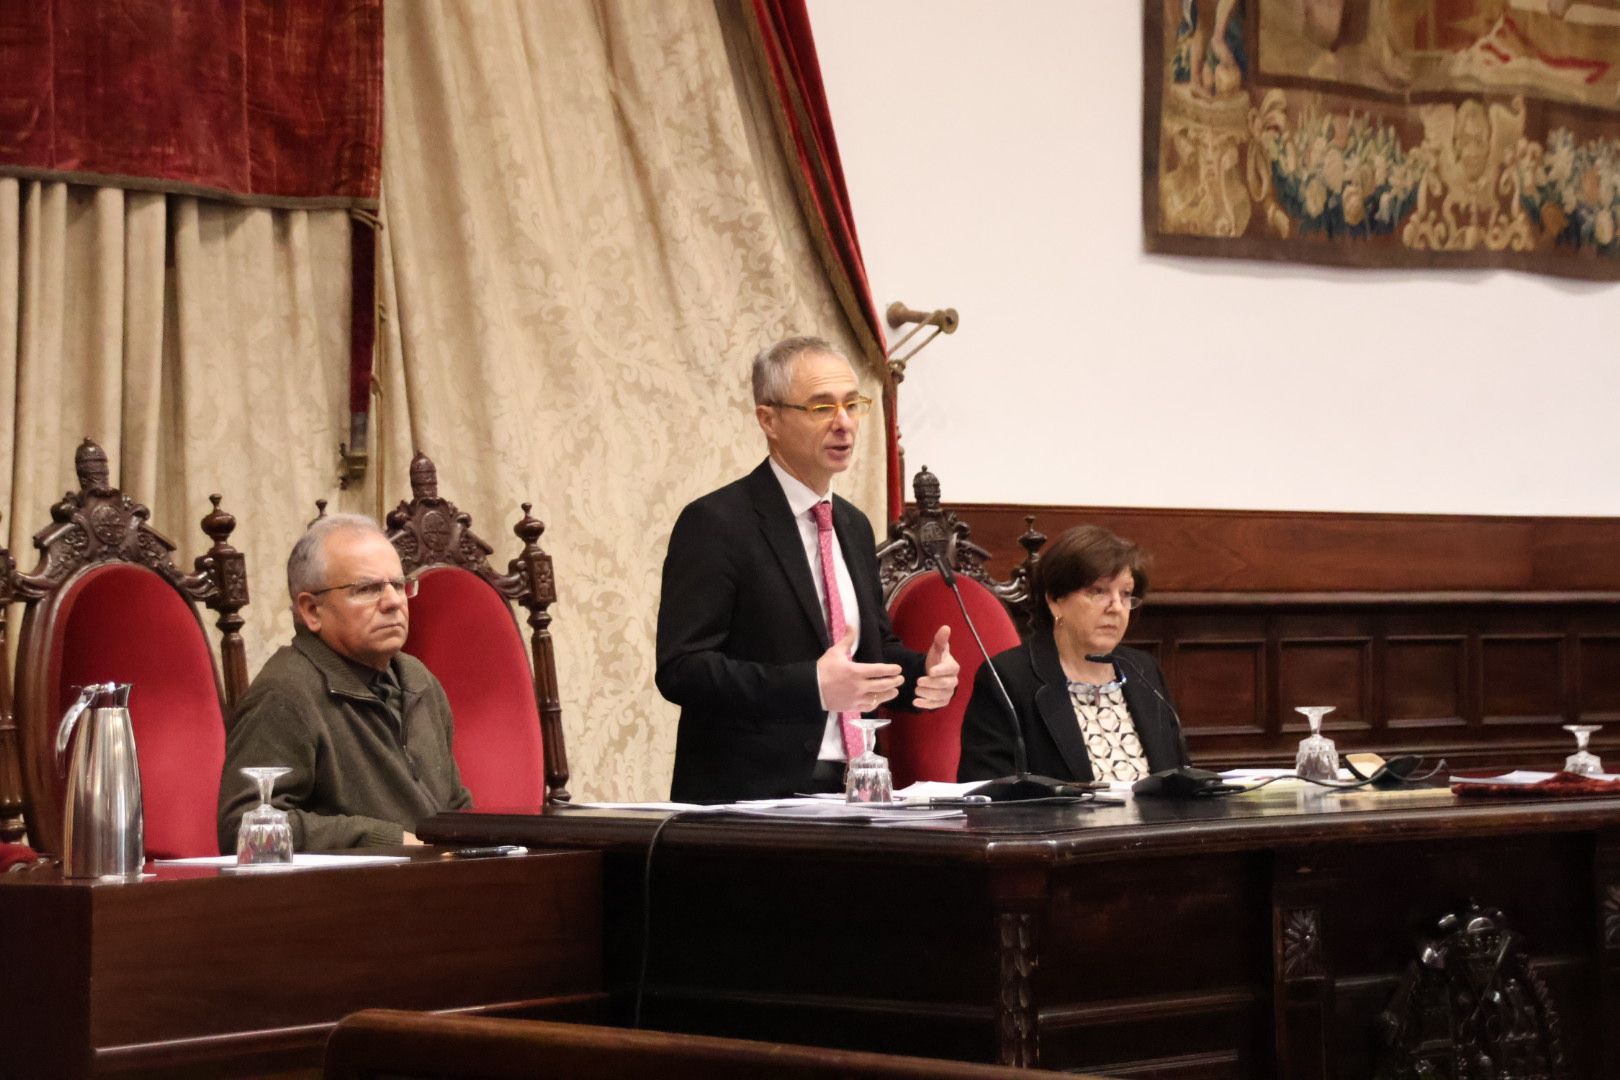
[958,525,1190,784]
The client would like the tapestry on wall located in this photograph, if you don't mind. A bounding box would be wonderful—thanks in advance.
[1144,0,1620,279]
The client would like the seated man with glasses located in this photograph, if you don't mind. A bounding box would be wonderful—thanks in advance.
[958,525,1190,785]
[657,334,960,803]
[217,514,471,851]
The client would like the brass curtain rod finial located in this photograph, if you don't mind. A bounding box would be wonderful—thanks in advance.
[885,301,958,333]
[884,300,960,385]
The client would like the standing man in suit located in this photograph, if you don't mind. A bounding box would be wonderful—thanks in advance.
[657,335,960,803]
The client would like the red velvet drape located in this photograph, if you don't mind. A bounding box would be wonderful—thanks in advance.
[0,0,383,466]
[748,1,903,522]
[0,2,381,206]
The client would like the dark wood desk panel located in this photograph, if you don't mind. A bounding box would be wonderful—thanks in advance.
[0,849,603,1078]
[422,791,1620,1078]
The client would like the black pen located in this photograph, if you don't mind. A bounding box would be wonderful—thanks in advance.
[919,796,991,808]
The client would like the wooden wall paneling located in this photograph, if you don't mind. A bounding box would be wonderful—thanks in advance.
[1128,598,1620,771]
[1382,636,1467,732]
[948,504,1620,594]
[1276,637,1373,738]
[1577,636,1620,723]
[1480,635,1567,727]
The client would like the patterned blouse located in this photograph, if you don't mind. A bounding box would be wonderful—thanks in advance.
[1067,680,1150,782]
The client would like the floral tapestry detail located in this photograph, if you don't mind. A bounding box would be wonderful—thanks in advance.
[1145,0,1620,278]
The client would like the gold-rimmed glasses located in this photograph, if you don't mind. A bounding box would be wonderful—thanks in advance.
[308,577,420,604]
[770,395,874,423]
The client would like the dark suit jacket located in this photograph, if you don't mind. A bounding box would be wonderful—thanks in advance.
[956,632,1189,783]
[657,459,927,803]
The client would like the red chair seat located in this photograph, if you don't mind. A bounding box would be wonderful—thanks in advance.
[403,566,545,811]
[882,574,1022,787]
[49,564,225,859]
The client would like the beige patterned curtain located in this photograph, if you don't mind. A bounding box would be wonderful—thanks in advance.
[377,0,885,801]
[1,1,886,807]
[0,178,355,670]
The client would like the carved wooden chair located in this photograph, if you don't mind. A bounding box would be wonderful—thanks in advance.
[875,466,1045,786]
[384,452,569,808]
[11,439,249,857]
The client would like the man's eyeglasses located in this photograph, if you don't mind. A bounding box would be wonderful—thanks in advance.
[1079,586,1142,610]
[769,395,873,422]
[308,577,419,604]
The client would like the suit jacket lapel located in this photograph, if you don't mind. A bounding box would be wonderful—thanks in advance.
[746,461,828,646]
[1029,631,1095,782]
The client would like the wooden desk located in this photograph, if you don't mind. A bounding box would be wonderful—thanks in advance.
[0,849,602,1078]
[421,789,1620,1078]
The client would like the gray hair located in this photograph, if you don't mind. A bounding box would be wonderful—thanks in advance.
[750,335,844,406]
[287,513,387,603]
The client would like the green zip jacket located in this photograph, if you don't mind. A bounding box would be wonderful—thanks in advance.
[217,625,473,852]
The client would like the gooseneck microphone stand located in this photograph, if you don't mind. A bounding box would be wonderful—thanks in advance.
[925,548,1085,802]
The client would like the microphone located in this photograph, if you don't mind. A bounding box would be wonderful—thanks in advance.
[922,540,956,587]
[928,549,1083,802]
[1087,651,1193,770]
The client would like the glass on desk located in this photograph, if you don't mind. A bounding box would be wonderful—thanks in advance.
[1563,724,1603,776]
[236,767,293,866]
[844,716,893,804]
[1293,706,1339,783]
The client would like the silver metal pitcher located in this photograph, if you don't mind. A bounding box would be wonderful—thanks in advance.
[56,682,145,881]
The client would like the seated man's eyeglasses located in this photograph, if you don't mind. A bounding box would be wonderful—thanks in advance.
[770,395,873,421]
[308,577,420,603]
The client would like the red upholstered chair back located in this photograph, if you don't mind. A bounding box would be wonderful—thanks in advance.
[37,564,227,858]
[404,567,545,812]
[384,451,570,804]
[881,573,1021,786]
[874,467,1045,787]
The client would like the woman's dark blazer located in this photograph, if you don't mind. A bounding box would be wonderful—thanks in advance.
[957,629,1190,783]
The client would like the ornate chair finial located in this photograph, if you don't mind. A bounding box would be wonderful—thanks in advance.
[409,452,439,501]
[912,466,941,513]
[74,438,112,494]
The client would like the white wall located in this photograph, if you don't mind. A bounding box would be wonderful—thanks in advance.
[807,0,1620,516]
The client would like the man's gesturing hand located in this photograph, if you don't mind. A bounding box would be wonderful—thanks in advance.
[817,625,904,713]
[910,625,960,711]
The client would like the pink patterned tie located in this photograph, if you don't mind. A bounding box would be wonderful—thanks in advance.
[811,501,862,759]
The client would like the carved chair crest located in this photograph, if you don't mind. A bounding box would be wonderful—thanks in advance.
[876,466,1046,628]
[385,453,556,611]
[1374,902,1567,1080]
[384,451,567,803]
[12,440,250,693]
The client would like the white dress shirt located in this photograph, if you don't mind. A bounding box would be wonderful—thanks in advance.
[769,458,860,762]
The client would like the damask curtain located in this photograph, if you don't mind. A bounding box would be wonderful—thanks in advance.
[1,1,886,806]
[0,179,354,662]
[376,0,885,800]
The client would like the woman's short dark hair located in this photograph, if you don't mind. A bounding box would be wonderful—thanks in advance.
[1030,525,1150,630]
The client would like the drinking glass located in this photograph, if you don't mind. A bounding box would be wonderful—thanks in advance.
[236,766,293,866]
[1294,706,1339,783]
[1563,724,1603,776]
[844,716,894,804]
